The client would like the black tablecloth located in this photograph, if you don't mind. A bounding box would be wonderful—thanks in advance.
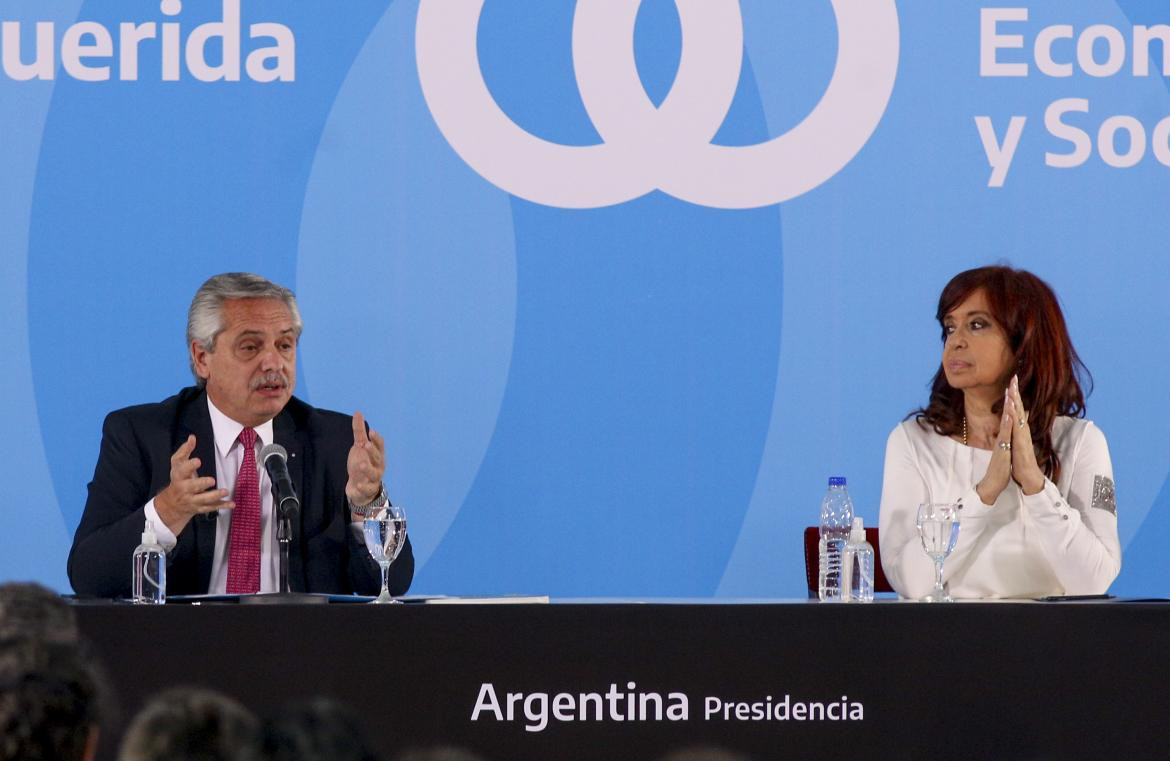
[75,599,1169,761]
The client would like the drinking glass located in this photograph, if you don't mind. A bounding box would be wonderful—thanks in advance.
[916,502,960,602]
[363,504,407,604]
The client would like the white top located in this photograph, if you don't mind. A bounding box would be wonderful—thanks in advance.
[878,417,1121,599]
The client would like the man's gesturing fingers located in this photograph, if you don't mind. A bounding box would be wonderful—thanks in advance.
[352,411,369,447]
[171,434,196,464]
[346,412,386,505]
[156,435,231,532]
[366,428,386,468]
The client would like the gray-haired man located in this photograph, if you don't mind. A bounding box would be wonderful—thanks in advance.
[69,273,413,598]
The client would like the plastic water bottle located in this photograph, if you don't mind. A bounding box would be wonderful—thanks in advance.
[842,517,875,603]
[817,476,854,602]
[132,519,166,604]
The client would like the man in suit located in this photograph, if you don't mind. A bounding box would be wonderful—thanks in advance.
[68,273,413,598]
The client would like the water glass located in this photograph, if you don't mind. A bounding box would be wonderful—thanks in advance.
[363,504,407,604]
[916,502,960,602]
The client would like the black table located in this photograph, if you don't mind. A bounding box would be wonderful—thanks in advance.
[75,599,1169,761]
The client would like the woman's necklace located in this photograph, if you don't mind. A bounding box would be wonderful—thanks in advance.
[962,416,967,446]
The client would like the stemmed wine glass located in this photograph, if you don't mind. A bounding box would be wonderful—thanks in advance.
[916,502,960,602]
[363,504,407,604]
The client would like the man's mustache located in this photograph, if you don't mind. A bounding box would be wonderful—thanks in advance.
[251,371,289,390]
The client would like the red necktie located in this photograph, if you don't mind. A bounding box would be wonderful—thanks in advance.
[226,428,261,594]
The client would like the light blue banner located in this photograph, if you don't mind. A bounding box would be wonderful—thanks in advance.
[2,0,1166,597]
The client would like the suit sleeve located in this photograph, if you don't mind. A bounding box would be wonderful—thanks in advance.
[68,411,155,598]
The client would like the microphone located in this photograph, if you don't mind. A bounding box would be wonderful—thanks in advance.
[260,443,300,517]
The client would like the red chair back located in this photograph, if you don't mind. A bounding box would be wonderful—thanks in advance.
[803,526,894,598]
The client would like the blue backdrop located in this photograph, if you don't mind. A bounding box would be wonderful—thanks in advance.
[2,0,1166,597]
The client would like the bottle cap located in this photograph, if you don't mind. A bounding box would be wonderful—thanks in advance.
[141,519,157,545]
[850,516,865,542]
[828,476,847,486]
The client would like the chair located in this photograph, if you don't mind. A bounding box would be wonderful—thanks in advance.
[803,526,894,598]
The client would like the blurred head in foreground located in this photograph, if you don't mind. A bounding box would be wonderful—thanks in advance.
[262,698,382,761]
[656,748,756,761]
[117,686,261,761]
[0,636,101,761]
[0,582,79,643]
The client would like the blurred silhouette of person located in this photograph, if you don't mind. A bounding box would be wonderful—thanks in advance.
[0,581,79,643]
[0,636,101,761]
[656,748,756,761]
[117,686,261,761]
[262,697,382,761]
[393,748,489,761]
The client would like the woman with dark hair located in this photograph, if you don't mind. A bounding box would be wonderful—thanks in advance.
[878,266,1121,599]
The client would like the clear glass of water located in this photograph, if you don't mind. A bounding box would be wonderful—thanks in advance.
[916,502,960,602]
[363,504,407,604]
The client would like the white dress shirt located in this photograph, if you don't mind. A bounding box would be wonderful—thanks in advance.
[144,396,280,593]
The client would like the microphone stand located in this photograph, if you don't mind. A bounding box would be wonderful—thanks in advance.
[238,490,328,604]
[277,499,293,594]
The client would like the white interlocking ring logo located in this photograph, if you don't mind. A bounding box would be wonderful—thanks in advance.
[416,1,899,209]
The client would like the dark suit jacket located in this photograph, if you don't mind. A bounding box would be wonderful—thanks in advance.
[68,387,414,598]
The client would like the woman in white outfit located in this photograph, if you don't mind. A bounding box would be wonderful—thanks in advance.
[879,266,1120,599]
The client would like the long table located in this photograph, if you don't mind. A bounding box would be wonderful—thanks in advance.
[75,599,1169,760]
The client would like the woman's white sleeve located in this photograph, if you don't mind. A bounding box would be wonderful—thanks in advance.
[1020,423,1121,594]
